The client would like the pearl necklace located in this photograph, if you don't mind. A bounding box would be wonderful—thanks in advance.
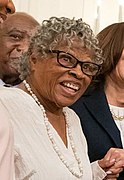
[23,80,83,178]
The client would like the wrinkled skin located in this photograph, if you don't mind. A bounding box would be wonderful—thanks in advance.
[0,12,39,85]
[98,148,124,179]
[0,0,15,80]
[27,43,93,110]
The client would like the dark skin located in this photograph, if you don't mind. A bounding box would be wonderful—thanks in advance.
[18,43,124,179]
[0,0,15,17]
[18,41,93,147]
[0,0,15,79]
[0,12,39,85]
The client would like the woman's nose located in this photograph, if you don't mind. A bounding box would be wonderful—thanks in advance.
[6,0,15,14]
[68,64,85,80]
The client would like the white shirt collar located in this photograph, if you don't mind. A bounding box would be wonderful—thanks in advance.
[0,79,5,86]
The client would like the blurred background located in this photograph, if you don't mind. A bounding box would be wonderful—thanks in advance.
[13,0,124,34]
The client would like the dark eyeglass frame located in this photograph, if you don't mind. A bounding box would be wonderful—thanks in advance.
[49,50,101,76]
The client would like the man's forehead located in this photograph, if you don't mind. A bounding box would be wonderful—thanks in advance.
[1,19,33,33]
[3,16,27,26]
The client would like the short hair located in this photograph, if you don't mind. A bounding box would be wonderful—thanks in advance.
[96,22,124,83]
[18,17,103,80]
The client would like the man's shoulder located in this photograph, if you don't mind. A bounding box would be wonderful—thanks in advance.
[0,79,5,86]
[0,87,24,102]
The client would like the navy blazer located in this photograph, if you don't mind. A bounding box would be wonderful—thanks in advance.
[71,86,124,179]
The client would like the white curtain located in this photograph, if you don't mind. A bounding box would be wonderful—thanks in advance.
[13,0,124,34]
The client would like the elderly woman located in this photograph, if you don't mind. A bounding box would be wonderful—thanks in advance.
[0,17,123,179]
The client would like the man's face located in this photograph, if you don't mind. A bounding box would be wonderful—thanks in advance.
[0,0,15,22]
[0,13,38,84]
[0,0,15,80]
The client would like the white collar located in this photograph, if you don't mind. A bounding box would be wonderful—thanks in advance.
[0,79,5,86]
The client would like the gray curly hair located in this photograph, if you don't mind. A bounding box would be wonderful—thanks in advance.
[18,17,103,80]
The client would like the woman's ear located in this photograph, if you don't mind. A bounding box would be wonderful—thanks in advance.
[29,53,38,71]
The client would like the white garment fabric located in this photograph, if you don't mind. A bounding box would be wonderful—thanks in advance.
[0,102,15,180]
[0,79,5,86]
[0,87,106,180]
[109,104,124,148]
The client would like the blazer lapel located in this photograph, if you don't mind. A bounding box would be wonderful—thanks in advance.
[83,88,123,148]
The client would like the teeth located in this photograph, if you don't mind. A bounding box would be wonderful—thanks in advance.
[63,82,79,91]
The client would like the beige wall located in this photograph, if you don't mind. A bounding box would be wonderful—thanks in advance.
[13,0,124,34]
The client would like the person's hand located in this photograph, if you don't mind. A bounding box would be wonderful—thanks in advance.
[103,173,119,180]
[98,148,124,179]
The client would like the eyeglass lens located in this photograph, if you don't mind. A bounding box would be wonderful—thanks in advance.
[58,51,99,76]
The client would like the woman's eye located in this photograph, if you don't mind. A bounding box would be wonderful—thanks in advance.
[83,64,89,69]
[60,55,72,62]
[63,57,70,62]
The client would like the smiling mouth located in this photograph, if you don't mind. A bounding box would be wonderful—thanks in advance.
[61,82,80,92]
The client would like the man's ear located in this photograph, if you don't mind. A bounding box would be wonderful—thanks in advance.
[29,53,38,71]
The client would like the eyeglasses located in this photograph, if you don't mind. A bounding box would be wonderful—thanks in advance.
[49,50,101,76]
